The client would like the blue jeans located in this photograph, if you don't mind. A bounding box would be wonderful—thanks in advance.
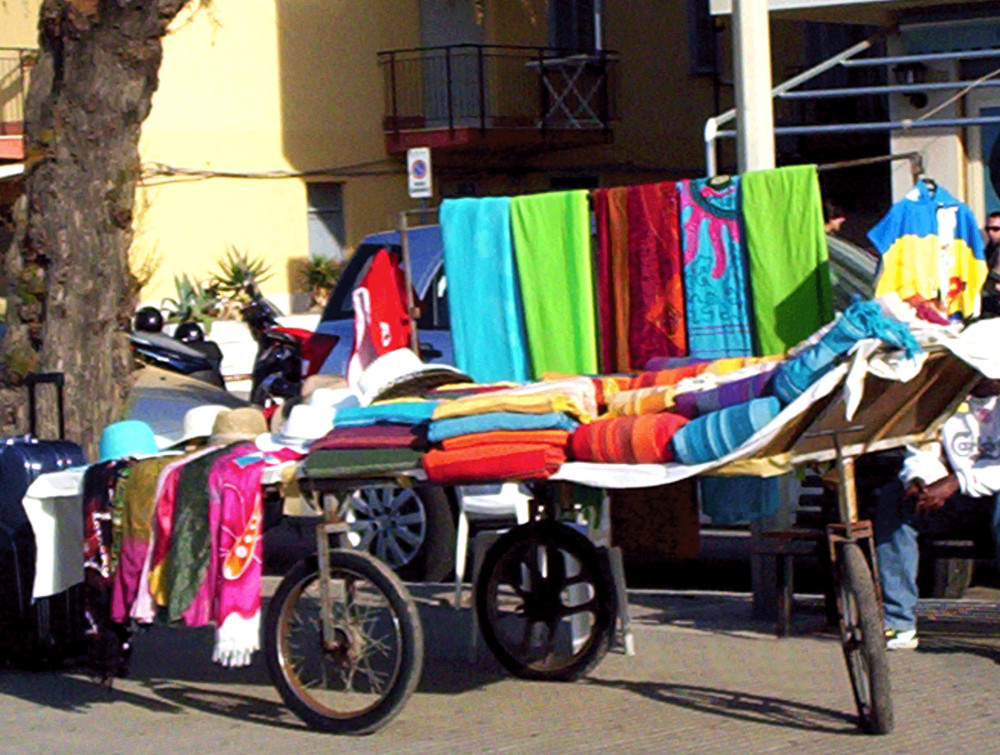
[874,480,1000,631]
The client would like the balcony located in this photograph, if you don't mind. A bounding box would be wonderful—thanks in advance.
[0,46,35,161]
[378,44,618,157]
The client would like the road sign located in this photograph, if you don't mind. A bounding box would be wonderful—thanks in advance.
[407,147,432,199]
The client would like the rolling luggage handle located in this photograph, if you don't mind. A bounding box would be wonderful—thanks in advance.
[24,372,66,441]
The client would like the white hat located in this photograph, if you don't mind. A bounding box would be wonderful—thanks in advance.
[177,404,231,444]
[357,348,470,406]
[255,403,336,453]
[308,387,361,410]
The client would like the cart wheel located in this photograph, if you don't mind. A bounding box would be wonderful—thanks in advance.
[475,521,615,682]
[838,542,894,735]
[264,551,423,734]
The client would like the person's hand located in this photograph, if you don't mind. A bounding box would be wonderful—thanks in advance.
[904,479,925,500]
[913,474,959,515]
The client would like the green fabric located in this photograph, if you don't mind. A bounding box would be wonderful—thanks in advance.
[510,190,598,377]
[302,447,423,479]
[166,446,232,622]
[741,165,833,356]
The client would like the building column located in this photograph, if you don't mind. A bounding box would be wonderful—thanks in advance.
[732,0,775,172]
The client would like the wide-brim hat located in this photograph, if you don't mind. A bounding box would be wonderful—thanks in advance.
[176,404,232,446]
[99,419,160,462]
[256,403,336,453]
[358,348,470,406]
[208,406,268,445]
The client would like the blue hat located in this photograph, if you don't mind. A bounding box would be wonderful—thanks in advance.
[671,397,781,465]
[99,420,160,462]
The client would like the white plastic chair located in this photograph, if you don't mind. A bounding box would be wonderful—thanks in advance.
[453,483,531,611]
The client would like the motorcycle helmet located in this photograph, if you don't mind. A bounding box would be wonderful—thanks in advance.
[174,321,205,344]
[134,306,164,333]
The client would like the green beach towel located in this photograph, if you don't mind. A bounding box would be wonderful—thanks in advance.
[741,165,833,356]
[510,190,598,377]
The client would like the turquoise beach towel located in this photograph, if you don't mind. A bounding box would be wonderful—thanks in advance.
[440,197,530,383]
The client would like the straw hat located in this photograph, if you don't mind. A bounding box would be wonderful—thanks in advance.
[301,372,349,400]
[99,420,160,462]
[256,403,336,453]
[358,348,470,406]
[208,406,268,445]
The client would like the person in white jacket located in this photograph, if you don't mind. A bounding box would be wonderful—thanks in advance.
[875,377,1000,650]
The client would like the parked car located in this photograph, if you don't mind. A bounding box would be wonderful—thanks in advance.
[309,224,454,377]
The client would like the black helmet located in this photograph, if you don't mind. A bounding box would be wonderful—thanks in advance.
[134,306,164,333]
[174,321,205,343]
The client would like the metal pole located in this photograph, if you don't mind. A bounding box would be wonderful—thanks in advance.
[780,79,1000,100]
[399,211,420,355]
[732,0,775,172]
[714,113,1000,138]
[841,47,1000,68]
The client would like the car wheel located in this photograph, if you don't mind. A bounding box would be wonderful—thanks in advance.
[344,485,456,582]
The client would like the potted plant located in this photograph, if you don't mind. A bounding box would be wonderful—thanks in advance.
[301,254,345,311]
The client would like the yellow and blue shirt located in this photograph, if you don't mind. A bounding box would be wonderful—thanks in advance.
[868,180,986,318]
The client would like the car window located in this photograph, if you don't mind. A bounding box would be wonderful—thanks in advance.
[417,267,449,330]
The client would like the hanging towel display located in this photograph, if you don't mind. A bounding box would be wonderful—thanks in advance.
[741,164,833,356]
[440,197,531,382]
[592,187,632,372]
[511,190,598,376]
[678,177,754,359]
[626,181,687,366]
[868,178,986,319]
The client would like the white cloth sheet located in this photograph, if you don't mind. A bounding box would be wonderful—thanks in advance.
[22,466,88,598]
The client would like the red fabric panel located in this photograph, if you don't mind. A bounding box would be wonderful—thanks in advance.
[440,430,570,452]
[593,187,632,372]
[422,444,566,483]
[569,412,688,464]
[626,181,687,368]
[309,424,424,450]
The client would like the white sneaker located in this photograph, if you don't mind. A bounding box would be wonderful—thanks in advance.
[885,627,919,650]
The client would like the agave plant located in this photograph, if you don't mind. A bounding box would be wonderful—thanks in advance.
[160,274,220,332]
[211,247,272,305]
[301,254,346,309]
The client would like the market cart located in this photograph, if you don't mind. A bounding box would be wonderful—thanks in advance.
[266,343,982,735]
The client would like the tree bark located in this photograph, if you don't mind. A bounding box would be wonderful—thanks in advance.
[2,0,188,457]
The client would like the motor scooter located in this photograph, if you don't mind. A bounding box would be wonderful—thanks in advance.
[129,308,226,389]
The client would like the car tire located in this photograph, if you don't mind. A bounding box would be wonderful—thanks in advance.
[345,485,456,582]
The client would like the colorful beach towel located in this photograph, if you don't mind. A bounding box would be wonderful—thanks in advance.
[427,411,580,443]
[741,165,833,355]
[593,186,632,372]
[626,181,687,366]
[511,190,598,376]
[423,444,566,483]
[440,197,531,382]
[678,177,754,358]
[569,412,689,464]
[868,179,986,318]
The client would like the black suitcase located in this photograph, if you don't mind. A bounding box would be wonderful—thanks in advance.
[0,372,88,666]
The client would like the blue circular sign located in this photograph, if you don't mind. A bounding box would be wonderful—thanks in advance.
[412,159,428,179]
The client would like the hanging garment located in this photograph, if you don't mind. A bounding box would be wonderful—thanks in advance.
[626,181,687,366]
[741,164,833,356]
[678,177,754,359]
[109,455,180,623]
[592,187,632,372]
[347,248,412,387]
[868,179,986,319]
[440,197,531,382]
[510,190,598,377]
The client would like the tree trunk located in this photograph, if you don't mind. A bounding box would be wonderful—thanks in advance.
[2,0,188,457]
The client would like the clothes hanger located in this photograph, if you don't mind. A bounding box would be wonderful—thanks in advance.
[917,173,937,195]
[708,174,732,187]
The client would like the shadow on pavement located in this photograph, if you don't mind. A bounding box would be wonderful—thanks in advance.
[584,678,860,734]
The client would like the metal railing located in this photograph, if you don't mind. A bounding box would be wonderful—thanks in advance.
[0,47,36,136]
[378,44,618,139]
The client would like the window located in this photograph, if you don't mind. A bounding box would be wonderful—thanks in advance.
[687,0,717,76]
[548,0,598,53]
[306,182,346,261]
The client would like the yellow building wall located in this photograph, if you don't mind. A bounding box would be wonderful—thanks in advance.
[1,1,39,47]
[137,0,420,312]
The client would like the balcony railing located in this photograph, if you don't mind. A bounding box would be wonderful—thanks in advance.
[378,44,618,152]
[0,47,36,160]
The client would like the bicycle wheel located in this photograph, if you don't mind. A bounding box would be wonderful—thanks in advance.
[264,550,423,734]
[838,542,894,735]
[475,521,615,682]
